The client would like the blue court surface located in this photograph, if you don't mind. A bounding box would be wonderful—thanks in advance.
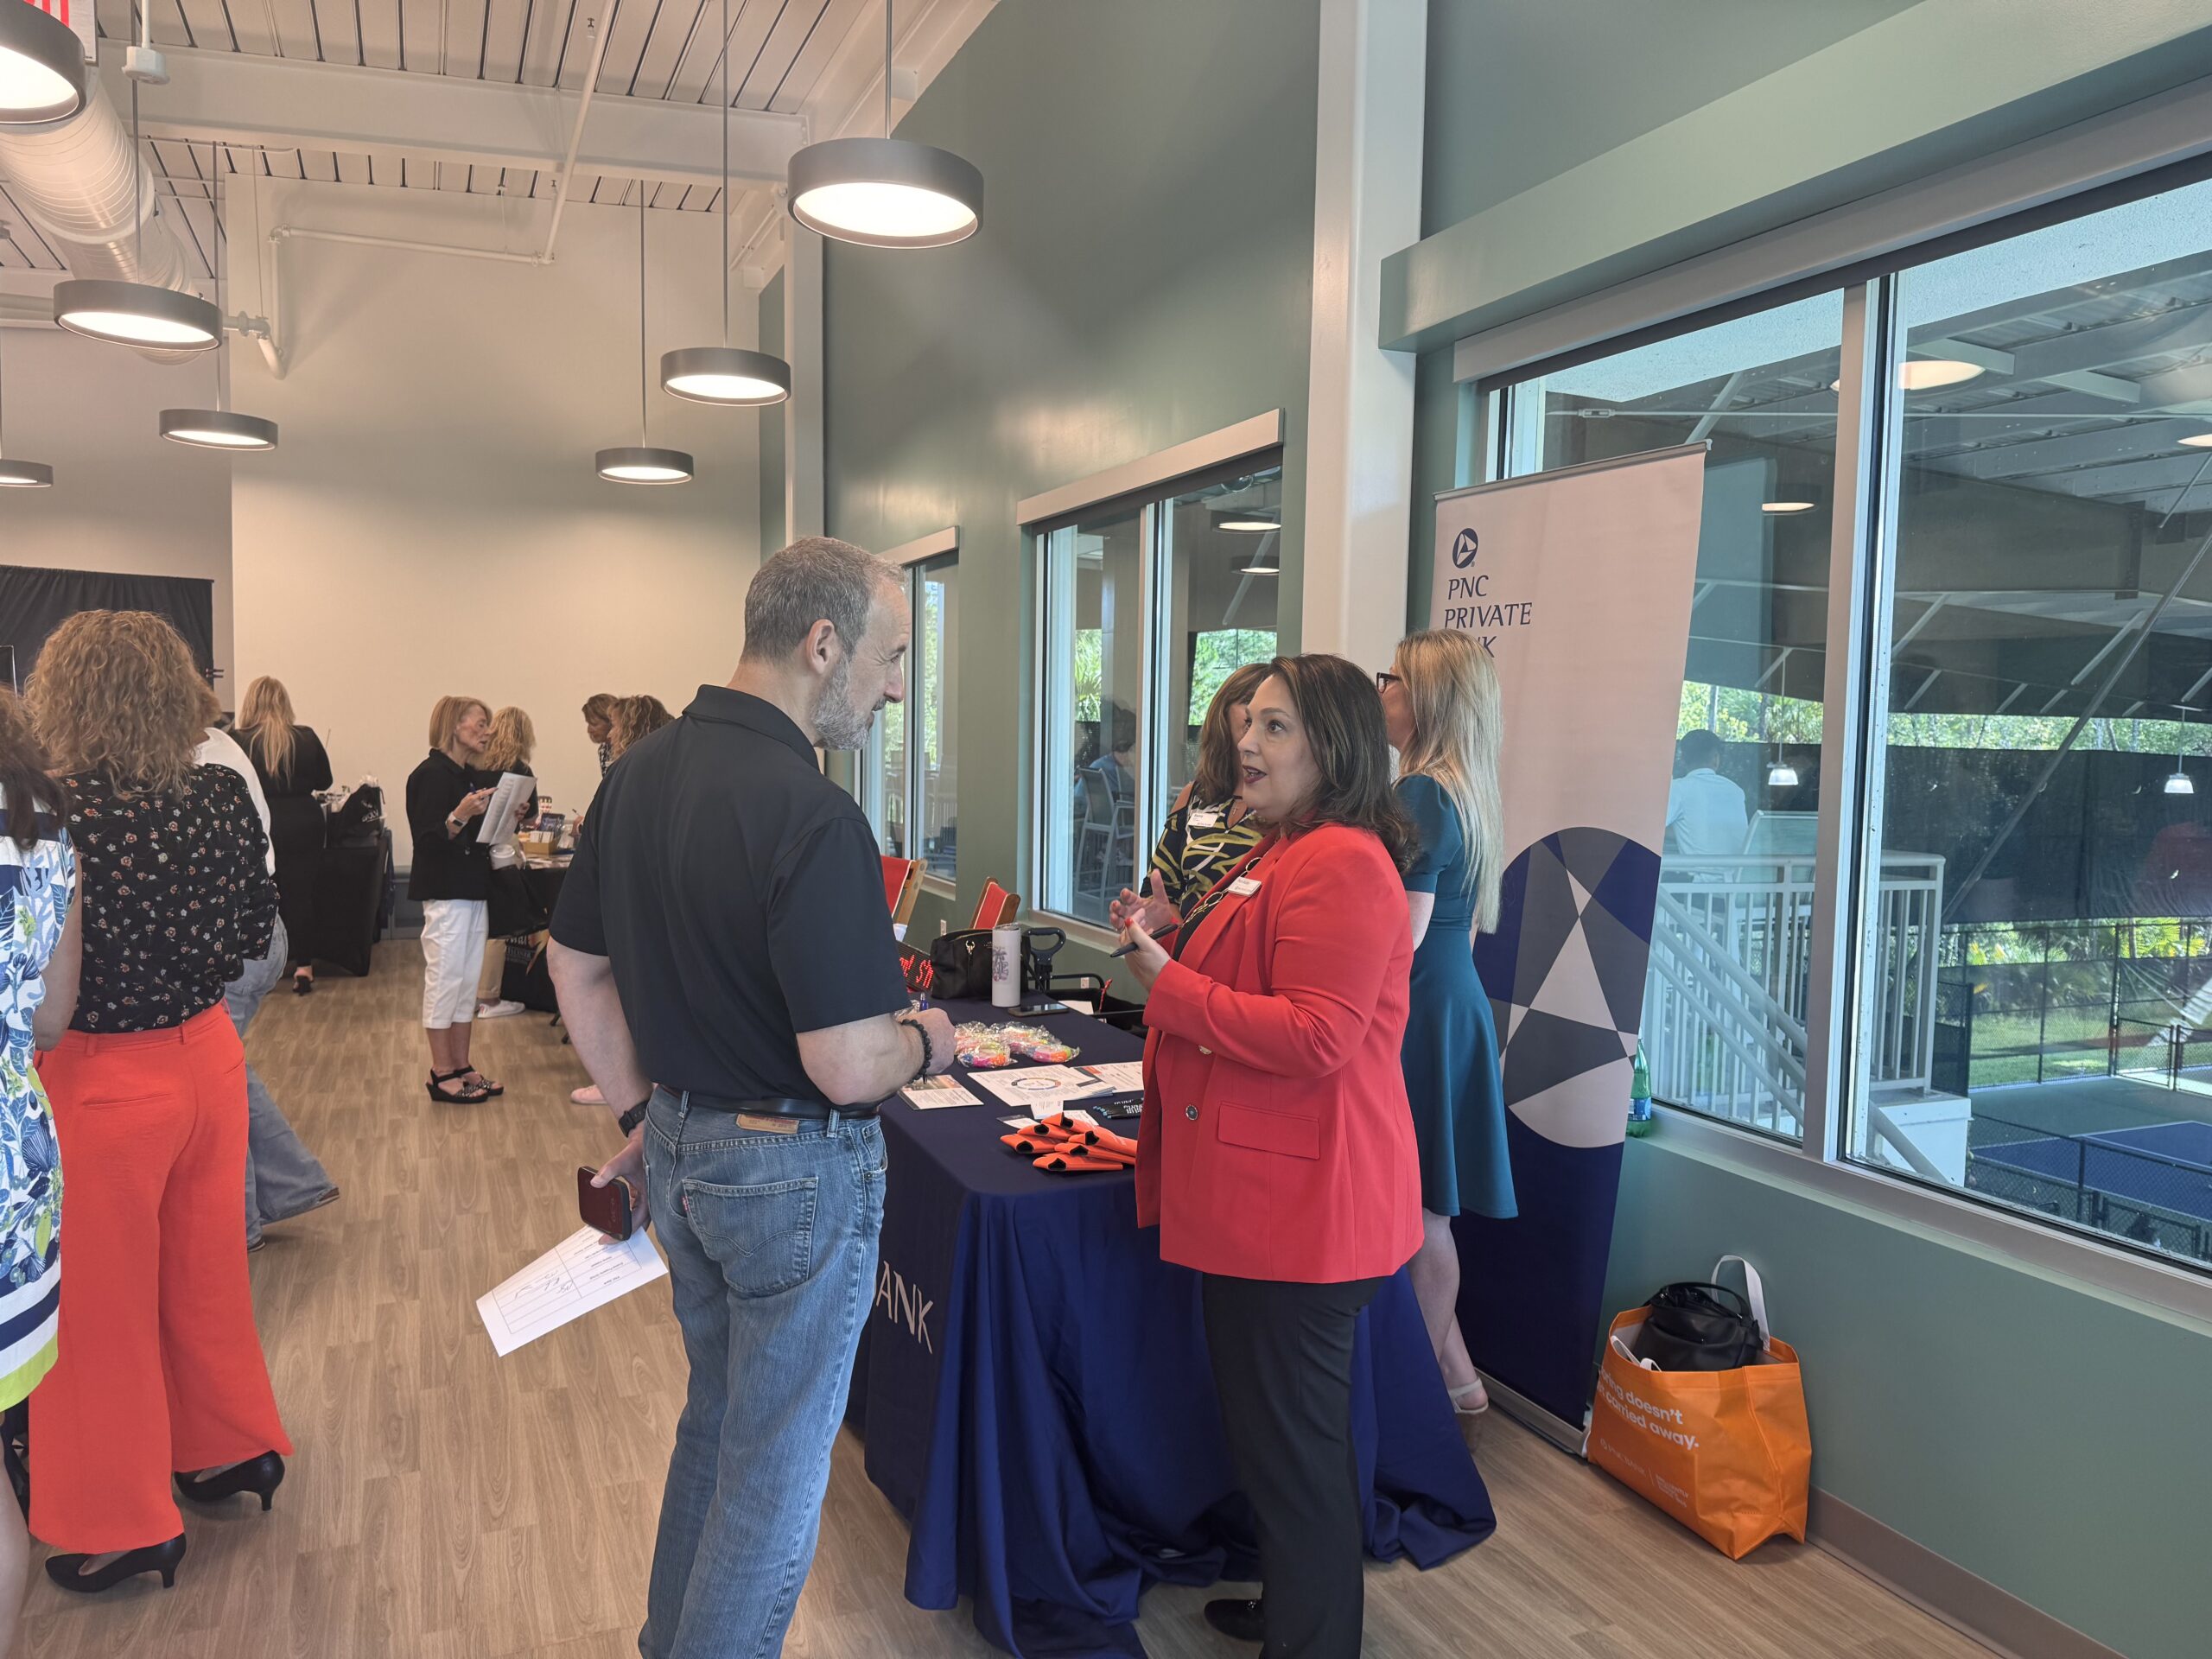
[1974,1118,2212,1221]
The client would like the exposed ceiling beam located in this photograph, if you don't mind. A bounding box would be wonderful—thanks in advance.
[112,43,808,195]
[1918,333,2139,404]
[1917,416,2212,483]
[2008,304,2212,382]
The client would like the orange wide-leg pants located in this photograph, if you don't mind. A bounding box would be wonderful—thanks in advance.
[29,1006,293,1553]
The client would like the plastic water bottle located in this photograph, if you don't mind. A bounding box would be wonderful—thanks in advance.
[1627,1047,1655,1138]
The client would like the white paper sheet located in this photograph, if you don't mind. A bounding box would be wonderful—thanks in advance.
[969,1066,1116,1111]
[1080,1062,1145,1091]
[477,1224,668,1357]
[476,770,535,845]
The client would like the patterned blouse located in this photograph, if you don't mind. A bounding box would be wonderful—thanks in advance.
[0,789,73,1408]
[60,766,278,1033]
[1148,794,1266,918]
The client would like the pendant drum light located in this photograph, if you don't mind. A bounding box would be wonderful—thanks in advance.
[0,334,53,487]
[162,144,277,452]
[600,196,694,486]
[785,1,982,249]
[2168,707,2196,797]
[0,0,87,125]
[662,0,791,406]
[52,66,220,349]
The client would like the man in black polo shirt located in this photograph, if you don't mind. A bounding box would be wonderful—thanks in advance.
[549,537,955,1659]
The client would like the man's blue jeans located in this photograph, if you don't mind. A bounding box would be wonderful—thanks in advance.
[639,1090,887,1659]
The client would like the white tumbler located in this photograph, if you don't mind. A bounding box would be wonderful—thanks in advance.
[991,924,1022,1008]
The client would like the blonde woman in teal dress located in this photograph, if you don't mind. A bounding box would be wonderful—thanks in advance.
[0,687,79,1654]
[1377,631,1514,1421]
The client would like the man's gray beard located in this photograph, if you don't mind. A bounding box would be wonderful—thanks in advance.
[812,658,880,751]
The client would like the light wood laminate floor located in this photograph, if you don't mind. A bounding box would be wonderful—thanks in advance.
[22,943,1993,1658]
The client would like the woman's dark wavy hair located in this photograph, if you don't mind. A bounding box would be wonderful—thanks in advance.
[0,687,68,850]
[1258,653,1415,872]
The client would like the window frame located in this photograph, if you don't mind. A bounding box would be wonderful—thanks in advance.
[1478,156,2212,1322]
[865,527,959,894]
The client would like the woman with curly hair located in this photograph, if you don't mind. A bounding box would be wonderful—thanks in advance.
[0,687,78,1652]
[607,693,674,764]
[24,611,290,1595]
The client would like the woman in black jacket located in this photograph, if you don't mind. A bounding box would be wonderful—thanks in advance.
[235,677,333,995]
[406,696,500,1104]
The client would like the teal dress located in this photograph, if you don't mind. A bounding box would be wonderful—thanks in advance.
[1396,774,1515,1220]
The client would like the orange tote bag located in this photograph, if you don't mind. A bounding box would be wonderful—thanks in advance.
[1586,1255,1811,1560]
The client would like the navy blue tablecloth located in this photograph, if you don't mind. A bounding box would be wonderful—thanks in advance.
[849,1001,1495,1657]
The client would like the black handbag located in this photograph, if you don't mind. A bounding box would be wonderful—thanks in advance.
[928,929,996,1000]
[1630,1277,1764,1372]
[486,865,547,939]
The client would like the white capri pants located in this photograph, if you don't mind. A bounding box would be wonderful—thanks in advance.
[421,898,490,1030]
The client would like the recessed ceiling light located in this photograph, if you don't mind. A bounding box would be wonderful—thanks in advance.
[1761,500,1816,514]
[1898,358,1985,391]
[1217,513,1280,532]
[1240,561,1280,575]
[2180,433,2212,449]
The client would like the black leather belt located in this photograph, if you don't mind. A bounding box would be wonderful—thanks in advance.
[660,1089,879,1122]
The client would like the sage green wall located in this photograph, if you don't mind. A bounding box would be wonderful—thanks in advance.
[820,0,1319,962]
[1605,1135,2212,1659]
[1410,8,2212,1655]
[759,269,785,556]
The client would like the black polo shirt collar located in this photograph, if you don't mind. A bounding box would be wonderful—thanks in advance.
[683,684,818,768]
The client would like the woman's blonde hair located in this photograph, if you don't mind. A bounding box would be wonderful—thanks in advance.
[28,610,213,798]
[1393,629,1504,932]
[237,674,299,780]
[428,695,492,755]
[608,694,674,762]
[481,706,537,774]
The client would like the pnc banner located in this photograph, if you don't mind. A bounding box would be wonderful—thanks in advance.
[1429,443,1707,1435]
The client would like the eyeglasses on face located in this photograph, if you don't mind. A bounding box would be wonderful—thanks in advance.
[1374,671,1402,691]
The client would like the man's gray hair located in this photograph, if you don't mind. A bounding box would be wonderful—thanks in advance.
[741,536,899,663]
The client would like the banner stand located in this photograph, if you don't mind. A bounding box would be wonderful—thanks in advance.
[1430,442,1709,1447]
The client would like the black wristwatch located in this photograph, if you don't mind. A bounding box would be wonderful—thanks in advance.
[617,1099,650,1136]
[895,1014,935,1080]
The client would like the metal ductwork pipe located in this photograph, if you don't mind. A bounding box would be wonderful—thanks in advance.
[0,75,208,360]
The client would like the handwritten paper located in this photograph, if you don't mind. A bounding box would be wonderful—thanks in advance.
[478,1224,668,1357]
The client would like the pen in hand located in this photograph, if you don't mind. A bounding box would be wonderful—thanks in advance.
[1108,924,1175,960]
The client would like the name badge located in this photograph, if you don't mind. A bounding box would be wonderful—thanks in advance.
[1228,875,1262,897]
[1187,810,1223,830]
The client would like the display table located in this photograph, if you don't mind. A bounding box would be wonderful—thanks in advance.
[850,1001,1494,1658]
[306,827,391,977]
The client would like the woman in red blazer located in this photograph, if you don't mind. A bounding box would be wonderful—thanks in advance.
[1113,653,1422,1659]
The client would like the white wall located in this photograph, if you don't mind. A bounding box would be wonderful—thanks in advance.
[229,184,763,861]
[0,326,236,685]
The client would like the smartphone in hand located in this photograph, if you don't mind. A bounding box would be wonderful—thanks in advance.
[577,1165,635,1241]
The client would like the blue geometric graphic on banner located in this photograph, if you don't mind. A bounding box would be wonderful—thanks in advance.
[1473,829,1662,1131]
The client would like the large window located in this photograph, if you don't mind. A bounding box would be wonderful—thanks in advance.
[1846,180,2212,1271]
[868,548,959,883]
[1035,461,1282,927]
[1491,164,2212,1283]
[1504,296,1844,1143]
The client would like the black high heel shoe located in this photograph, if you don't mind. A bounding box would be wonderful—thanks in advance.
[175,1450,285,1511]
[45,1535,187,1593]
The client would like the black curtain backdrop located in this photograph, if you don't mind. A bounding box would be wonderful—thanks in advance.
[0,565,217,687]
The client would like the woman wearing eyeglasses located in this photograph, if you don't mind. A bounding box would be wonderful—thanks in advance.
[1376,632,1515,1421]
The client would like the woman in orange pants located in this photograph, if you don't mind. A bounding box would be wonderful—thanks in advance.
[26,613,290,1593]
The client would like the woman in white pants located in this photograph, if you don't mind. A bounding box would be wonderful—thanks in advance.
[404,696,502,1104]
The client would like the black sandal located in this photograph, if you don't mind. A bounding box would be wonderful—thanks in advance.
[461,1070,505,1098]
[427,1069,491,1104]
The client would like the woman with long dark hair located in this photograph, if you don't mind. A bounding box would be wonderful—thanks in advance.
[1124,660,1271,928]
[234,677,333,996]
[0,688,77,1648]
[1378,630,1515,1421]
[26,611,289,1594]
[1112,653,1423,1658]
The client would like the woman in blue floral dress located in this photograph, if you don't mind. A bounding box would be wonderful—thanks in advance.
[0,685,78,1647]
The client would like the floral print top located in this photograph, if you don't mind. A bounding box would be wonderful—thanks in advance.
[0,788,73,1407]
[59,766,277,1033]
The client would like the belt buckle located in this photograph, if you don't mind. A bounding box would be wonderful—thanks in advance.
[735,1112,801,1135]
